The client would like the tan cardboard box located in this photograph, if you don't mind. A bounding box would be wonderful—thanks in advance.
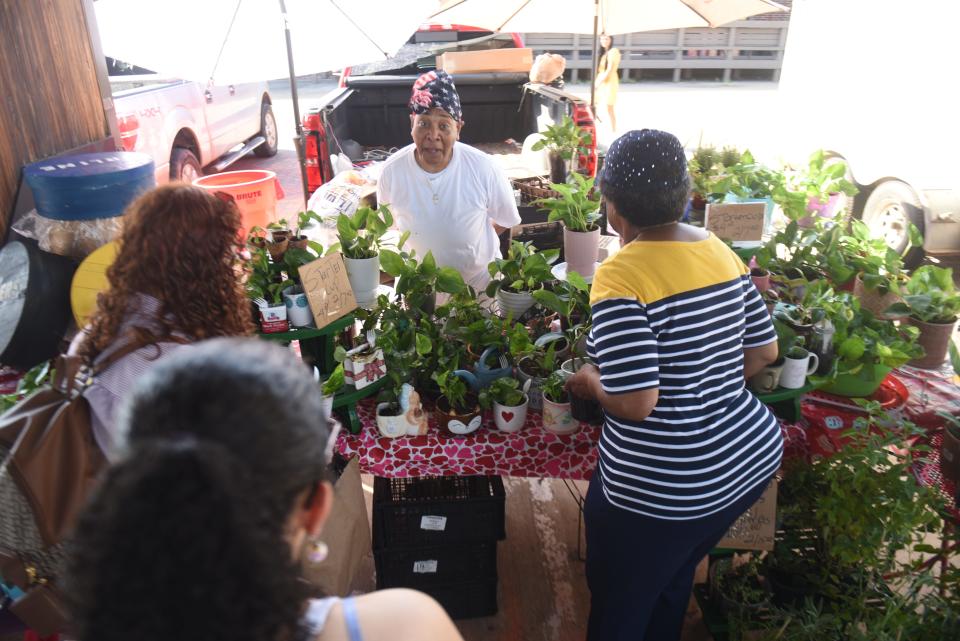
[437,48,534,74]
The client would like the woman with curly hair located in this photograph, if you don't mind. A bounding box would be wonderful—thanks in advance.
[71,183,254,460]
[66,338,463,641]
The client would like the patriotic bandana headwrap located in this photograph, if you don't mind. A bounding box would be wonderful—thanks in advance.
[600,129,688,193]
[409,70,463,122]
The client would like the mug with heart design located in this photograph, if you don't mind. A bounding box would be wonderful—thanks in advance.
[493,394,529,433]
[780,348,819,390]
[750,357,785,394]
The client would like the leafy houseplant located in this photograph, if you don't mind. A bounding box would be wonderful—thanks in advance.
[379,245,466,318]
[885,265,960,369]
[688,145,719,209]
[531,115,593,183]
[479,377,529,433]
[333,205,393,307]
[515,340,560,412]
[433,370,481,437]
[541,371,577,435]
[245,242,294,333]
[290,210,322,249]
[771,150,858,223]
[534,172,602,279]
[485,240,559,319]
[321,363,345,397]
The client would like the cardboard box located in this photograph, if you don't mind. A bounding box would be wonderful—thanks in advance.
[716,479,778,552]
[437,48,533,74]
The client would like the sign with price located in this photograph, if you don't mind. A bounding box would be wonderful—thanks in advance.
[298,252,357,329]
[716,478,778,551]
[705,202,766,248]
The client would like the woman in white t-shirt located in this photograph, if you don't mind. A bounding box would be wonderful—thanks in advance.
[377,70,521,292]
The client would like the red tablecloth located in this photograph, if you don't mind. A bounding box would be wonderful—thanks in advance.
[895,364,960,431]
[336,399,807,480]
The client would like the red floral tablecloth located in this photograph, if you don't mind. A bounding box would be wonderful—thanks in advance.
[336,399,807,480]
[894,364,960,430]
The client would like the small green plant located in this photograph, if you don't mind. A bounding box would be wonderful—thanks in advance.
[532,270,591,323]
[245,243,293,305]
[886,265,960,324]
[479,377,526,410]
[321,363,345,397]
[531,115,593,161]
[332,205,393,259]
[1,360,54,412]
[771,150,858,222]
[533,172,601,232]
[485,240,559,297]
[517,340,560,378]
[540,371,567,403]
[379,244,466,314]
[296,210,321,236]
[704,149,780,201]
[434,370,471,412]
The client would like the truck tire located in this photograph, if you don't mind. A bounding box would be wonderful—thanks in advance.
[170,147,202,183]
[254,103,279,158]
[861,180,925,268]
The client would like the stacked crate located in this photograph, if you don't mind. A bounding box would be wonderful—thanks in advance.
[372,475,506,619]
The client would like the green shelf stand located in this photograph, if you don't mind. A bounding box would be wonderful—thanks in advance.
[755,382,818,423]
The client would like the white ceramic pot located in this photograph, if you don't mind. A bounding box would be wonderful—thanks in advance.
[563,227,601,279]
[493,396,529,433]
[376,403,411,438]
[780,350,819,389]
[282,285,314,327]
[343,255,381,307]
[542,396,577,435]
[496,289,535,319]
[258,303,288,333]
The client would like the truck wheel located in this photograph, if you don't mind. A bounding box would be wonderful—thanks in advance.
[170,148,202,183]
[861,180,925,268]
[254,103,279,158]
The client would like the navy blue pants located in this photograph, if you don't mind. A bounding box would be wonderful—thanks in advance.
[584,476,770,641]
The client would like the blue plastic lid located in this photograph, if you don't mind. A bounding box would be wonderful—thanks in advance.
[24,152,156,221]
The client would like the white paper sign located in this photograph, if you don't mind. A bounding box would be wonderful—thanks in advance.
[413,560,438,574]
[420,515,448,531]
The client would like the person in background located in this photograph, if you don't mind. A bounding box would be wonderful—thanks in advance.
[377,70,521,292]
[71,184,254,461]
[66,338,464,641]
[594,33,621,132]
[565,129,782,641]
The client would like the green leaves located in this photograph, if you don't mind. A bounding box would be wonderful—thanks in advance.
[321,363,345,397]
[335,205,393,259]
[378,248,405,277]
[415,332,432,356]
[837,336,865,361]
[533,115,592,159]
[436,266,466,295]
[535,172,601,233]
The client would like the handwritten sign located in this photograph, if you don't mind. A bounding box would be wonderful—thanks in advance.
[716,479,778,552]
[705,202,766,247]
[298,252,357,329]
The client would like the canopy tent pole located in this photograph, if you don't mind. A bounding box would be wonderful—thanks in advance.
[589,0,599,114]
[279,0,310,209]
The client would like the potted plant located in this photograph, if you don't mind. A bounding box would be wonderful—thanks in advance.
[706,149,780,232]
[320,363,345,418]
[534,172,602,279]
[515,339,561,411]
[530,114,593,184]
[245,243,293,333]
[771,150,858,225]
[885,265,960,369]
[938,413,960,484]
[835,219,919,317]
[280,243,325,328]
[433,370,482,437]
[479,377,529,433]
[379,244,466,318]
[485,240,559,319]
[541,371,577,435]
[688,144,719,210]
[290,210,322,250]
[708,555,771,615]
[375,382,429,439]
[332,204,393,307]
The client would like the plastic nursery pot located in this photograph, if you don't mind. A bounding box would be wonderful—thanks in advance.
[707,559,772,615]
[542,394,578,435]
[435,394,482,438]
[569,392,603,425]
[493,395,529,433]
[343,255,380,308]
[907,316,957,370]
[563,226,601,279]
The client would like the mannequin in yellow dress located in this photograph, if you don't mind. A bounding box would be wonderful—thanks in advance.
[594,33,621,132]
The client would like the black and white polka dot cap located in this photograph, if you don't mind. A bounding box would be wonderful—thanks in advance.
[600,129,688,193]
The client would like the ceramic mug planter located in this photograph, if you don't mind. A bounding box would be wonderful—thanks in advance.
[343,255,381,307]
[853,274,901,320]
[750,357,785,394]
[516,358,547,411]
[780,349,819,389]
[493,395,529,433]
[907,316,957,370]
[258,303,288,333]
[496,288,536,319]
[435,394,482,438]
[750,268,771,293]
[282,285,314,327]
[563,226,601,279]
[542,395,578,435]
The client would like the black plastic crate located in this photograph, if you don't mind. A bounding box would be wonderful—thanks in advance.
[373,476,506,547]
[423,579,498,620]
[373,536,498,590]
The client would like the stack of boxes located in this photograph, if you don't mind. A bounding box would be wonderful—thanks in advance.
[372,475,506,619]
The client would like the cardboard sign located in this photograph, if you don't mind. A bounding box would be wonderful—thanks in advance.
[705,202,766,247]
[298,252,357,329]
[716,479,778,551]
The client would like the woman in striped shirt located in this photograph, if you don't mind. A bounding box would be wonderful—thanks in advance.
[565,130,782,641]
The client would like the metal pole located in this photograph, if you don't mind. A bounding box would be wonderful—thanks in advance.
[279,0,310,210]
[589,0,599,114]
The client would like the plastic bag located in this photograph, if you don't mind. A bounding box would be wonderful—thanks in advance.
[12,210,122,260]
[306,175,364,225]
[529,53,566,85]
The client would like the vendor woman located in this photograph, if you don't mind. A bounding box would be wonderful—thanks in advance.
[377,70,521,292]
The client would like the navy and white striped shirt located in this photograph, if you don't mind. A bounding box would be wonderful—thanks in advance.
[587,234,782,520]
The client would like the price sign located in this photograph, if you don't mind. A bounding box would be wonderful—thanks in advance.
[298,252,357,329]
[705,202,766,247]
[716,479,778,551]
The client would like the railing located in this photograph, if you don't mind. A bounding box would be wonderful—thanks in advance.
[523,20,789,83]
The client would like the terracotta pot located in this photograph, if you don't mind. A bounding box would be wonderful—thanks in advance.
[289,235,309,251]
[853,273,901,319]
[493,396,529,433]
[750,268,771,293]
[907,316,957,370]
[941,425,960,484]
[267,237,289,261]
[563,226,601,279]
[435,395,482,437]
[542,395,577,434]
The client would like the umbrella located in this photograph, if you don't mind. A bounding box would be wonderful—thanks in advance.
[430,0,787,110]
[94,0,439,204]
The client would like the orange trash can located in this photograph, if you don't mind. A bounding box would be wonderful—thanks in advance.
[193,170,280,231]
